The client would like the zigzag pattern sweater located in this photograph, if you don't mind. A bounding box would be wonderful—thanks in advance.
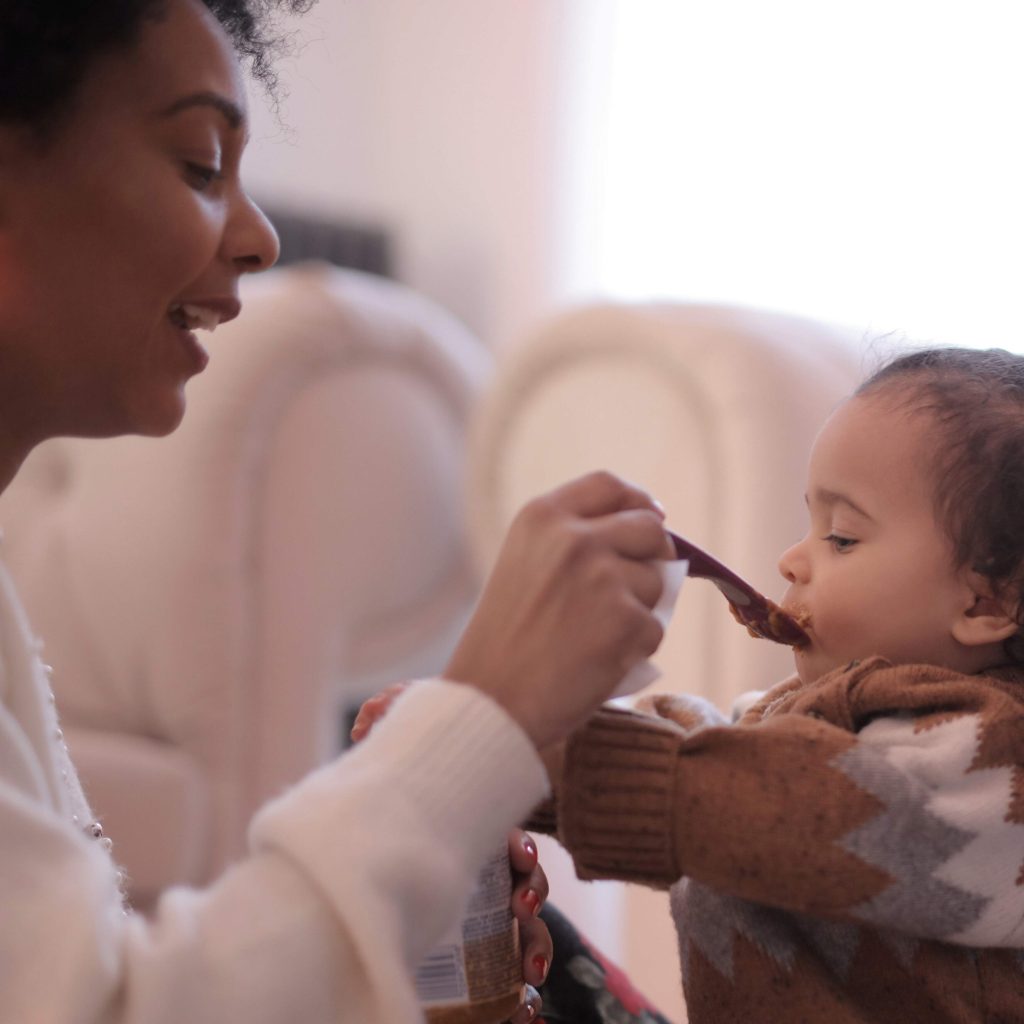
[550,657,1024,1023]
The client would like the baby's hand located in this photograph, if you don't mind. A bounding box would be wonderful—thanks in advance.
[349,681,411,743]
[507,829,551,1022]
[634,691,728,734]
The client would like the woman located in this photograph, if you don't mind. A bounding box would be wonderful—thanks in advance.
[0,2,673,1021]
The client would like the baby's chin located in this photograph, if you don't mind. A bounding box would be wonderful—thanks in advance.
[792,645,843,685]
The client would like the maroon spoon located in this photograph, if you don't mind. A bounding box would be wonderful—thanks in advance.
[666,530,810,648]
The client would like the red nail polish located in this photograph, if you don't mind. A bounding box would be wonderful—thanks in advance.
[532,955,549,982]
[522,836,537,861]
[521,889,541,915]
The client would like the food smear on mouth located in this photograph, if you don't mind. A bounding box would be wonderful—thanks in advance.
[728,599,811,649]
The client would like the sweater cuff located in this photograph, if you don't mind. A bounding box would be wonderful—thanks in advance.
[250,679,550,926]
[522,797,558,836]
[560,706,682,886]
[357,678,550,846]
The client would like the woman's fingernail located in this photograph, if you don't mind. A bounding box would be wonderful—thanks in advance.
[532,955,549,983]
[522,836,537,861]
[652,498,667,519]
[521,889,541,916]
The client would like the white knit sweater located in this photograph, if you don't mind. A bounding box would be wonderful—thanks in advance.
[0,562,548,1023]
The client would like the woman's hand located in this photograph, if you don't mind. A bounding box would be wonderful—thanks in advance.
[507,829,551,1023]
[506,986,542,1024]
[446,471,675,750]
[353,696,554,1022]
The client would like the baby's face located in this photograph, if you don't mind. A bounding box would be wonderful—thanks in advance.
[778,393,974,684]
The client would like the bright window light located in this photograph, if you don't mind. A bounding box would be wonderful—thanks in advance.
[581,0,1024,350]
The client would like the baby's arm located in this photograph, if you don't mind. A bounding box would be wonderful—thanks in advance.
[552,659,1024,947]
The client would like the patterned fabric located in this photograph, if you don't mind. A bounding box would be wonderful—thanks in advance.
[537,904,674,1024]
[545,657,1024,1023]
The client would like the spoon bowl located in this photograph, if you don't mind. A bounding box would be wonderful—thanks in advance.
[667,530,810,648]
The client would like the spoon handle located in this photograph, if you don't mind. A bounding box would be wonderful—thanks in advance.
[666,530,809,648]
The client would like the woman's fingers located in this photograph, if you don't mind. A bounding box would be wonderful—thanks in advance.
[507,829,538,877]
[508,831,548,922]
[544,470,665,520]
[520,909,553,988]
[507,829,551,993]
[444,471,675,749]
[618,558,666,610]
[505,984,542,1024]
[594,507,676,562]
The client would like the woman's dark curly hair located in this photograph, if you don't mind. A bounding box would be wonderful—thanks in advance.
[858,347,1024,664]
[0,0,314,130]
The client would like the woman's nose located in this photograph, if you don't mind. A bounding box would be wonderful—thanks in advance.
[777,538,809,584]
[225,194,281,274]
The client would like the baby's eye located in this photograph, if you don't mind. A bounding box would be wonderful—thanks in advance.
[824,533,857,552]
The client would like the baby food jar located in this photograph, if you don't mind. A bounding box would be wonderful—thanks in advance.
[416,844,523,1024]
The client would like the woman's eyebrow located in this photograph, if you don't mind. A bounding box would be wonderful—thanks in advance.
[157,91,245,131]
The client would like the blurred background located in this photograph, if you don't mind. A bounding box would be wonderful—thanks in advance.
[245,0,1024,355]
[7,4,1022,1024]
[233,2,1024,1019]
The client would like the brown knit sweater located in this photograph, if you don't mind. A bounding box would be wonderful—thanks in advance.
[541,657,1024,1023]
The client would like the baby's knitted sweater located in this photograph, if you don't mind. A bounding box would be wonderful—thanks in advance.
[549,657,1024,1023]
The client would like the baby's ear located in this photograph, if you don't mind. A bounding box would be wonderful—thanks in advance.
[952,573,1020,648]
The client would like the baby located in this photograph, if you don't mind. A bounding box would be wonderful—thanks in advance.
[540,346,1024,1023]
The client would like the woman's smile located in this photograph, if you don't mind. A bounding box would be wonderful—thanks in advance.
[0,0,276,445]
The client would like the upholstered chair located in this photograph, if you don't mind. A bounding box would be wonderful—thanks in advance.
[0,263,489,910]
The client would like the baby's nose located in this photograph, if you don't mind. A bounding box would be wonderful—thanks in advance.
[777,539,806,584]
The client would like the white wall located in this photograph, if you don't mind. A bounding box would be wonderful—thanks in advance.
[244,0,602,350]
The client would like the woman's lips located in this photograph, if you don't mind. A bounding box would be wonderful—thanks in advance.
[177,327,209,373]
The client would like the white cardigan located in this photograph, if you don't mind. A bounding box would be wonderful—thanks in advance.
[0,561,548,1023]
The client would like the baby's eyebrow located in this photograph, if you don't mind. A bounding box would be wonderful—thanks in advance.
[806,488,874,520]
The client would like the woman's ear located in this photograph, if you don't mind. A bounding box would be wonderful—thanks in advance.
[952,574,1020,648]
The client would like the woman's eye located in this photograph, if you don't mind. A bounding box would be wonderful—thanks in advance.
[824,533,857,552]
[184,162,221,191]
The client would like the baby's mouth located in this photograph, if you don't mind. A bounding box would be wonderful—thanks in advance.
[784,605,813,650]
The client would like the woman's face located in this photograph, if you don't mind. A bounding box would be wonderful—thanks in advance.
[0,0,279,442]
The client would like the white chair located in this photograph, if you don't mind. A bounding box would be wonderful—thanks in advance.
[0,263,490,909]
[465,300,865,1020]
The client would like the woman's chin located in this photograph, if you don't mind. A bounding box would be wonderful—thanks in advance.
[138,401,187,437]
[117,387,188,438]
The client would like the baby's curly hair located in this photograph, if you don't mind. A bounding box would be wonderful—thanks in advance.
[0,0,314,129]
[858,347,1024,664]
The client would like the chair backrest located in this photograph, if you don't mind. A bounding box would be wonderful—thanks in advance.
[0,263,489,902]
[468,300,866,705]
[465,300,866,1021]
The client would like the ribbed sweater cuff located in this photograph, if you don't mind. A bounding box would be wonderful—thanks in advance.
[250,679,550,910]
[360,678,549,847]
[560,707,681,886]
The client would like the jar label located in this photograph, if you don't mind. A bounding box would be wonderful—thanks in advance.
[416,845,521,1009]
